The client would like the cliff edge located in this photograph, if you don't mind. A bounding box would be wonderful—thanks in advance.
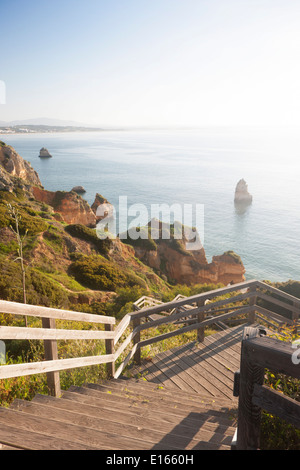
[0,141,42,190]
[0,141,246,288]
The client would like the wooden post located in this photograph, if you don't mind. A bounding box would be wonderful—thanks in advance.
[42,317,61,397]
[197,299,205,343]
[292,301,299,334]
[132,316,141,365]
[236,327,265,450]
[248,286,257,324]
[105,323,115,378]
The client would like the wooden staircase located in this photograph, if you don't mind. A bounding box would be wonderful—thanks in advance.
[1,280,299,450]
[0,376,236,450]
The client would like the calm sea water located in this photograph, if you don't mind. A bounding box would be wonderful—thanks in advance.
[3,127,300,282]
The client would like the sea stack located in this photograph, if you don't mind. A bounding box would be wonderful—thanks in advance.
[39,147,52,158]
[234,179,252,204]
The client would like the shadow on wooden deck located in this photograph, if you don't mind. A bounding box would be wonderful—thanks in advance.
[127,324,247,399]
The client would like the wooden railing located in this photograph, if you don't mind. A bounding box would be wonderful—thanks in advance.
[232,326,300,450]
[0,279,299,398]
[113,279,300,378]
[0,301,116,397]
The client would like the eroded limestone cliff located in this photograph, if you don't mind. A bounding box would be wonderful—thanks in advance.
[31,186,97,226]
[129,236,245,285]
[0,141,246,286]
[0,141,42,189]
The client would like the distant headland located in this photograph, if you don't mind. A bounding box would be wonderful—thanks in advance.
[0,125,103,135]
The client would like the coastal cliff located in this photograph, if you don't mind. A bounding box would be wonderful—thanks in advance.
[0,141,42,189]
[125,229,245,285]
[0,141,246,298]
[32,186,97,226]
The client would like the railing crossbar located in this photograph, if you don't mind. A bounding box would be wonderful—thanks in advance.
[0,279,300,398]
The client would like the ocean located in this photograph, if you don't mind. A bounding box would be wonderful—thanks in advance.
[3,126,300,283]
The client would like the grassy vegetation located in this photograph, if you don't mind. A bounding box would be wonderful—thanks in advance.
[0,194,48,235]
[222,250,243,264]
[69,254,148,291]
[260,326,300,450]
[65,223,112,255]
[121,226,157,251]
[0,255,69,308]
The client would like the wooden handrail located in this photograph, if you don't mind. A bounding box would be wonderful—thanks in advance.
[1,279,299,399]
[0,353,115,380]
[127,279,259,321]
[234,327,300,450]
[0,300,116,396]
[0,300,115,324]
[0,325,115,341]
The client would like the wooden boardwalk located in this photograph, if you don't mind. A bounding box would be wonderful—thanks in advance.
[126,324,245,401]
[0,325,247,450]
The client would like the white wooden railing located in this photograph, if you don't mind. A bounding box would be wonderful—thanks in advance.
[0,279,299,397]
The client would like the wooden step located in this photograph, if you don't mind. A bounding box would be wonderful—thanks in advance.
[64,388,234,447]
[10,396,231,450]
[0,405,162,450]
[117,375,236,403]
[33,391,234,436]
[88,380,237,420]
[0,325,245,450]
[0,415,97,450]
[57,389,234,434]
[67,384,236,427]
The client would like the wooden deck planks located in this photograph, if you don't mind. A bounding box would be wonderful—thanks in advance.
[0,324,247,450]
[127,324,246,399]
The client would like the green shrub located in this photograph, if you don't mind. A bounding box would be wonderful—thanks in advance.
[43,227,64,252]
[65,223,112,255]
[69,254,147,291]
[223,250,243,264]
[121,226,157,251]
[0,256,69,307]
[17,211,48,235]
[0,203,48,234]
[0,205,11,228]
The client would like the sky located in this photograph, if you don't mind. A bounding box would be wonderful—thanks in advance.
[1,0,300,127]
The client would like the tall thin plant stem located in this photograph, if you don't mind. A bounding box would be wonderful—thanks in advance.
[7,204,28,327]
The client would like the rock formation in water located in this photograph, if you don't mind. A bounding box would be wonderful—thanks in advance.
[39,147,52,158]
[234,179,252,204]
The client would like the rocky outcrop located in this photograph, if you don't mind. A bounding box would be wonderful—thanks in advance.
[135,241,245,285]
[210,252,246,285]
[72,186,86,194]
[39,147,52,158]
[0,141,42,188]
[32,186,96,226]
[125,223,246,286]
[91,193,112,222]
[0,166,15,192]
[234,179,252,204]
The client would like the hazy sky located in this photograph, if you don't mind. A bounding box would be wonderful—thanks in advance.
[1,0,300,127]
